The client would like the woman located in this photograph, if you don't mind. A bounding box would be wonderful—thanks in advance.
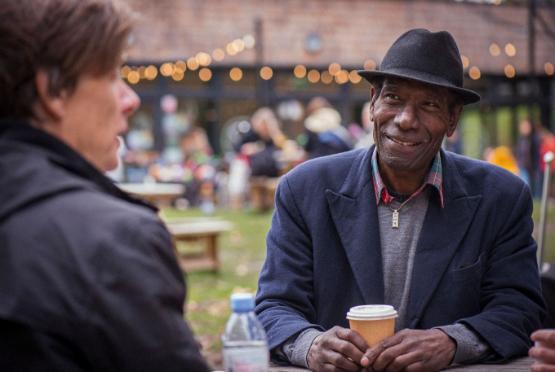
[0,0,209,370]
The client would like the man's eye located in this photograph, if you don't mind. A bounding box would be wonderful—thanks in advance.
[384,94,399,101]
[424,101,440,109]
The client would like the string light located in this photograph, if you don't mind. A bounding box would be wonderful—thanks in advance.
[243,34,256,49]
[469,66,481,80]
[160,62,174,77]
[307,69,320,83]
[294,65,307,78]
[196,52,212,67]
[127,70,140,84]
[226,42,238,56]
[138,66,146,79]
[505,43,516,57]
[489,43,501,56]
[260,66,273,80]
[199,68,212,82]
[335,70,349,84]
[349,70,362,84]
[363,59,377,70]
[172,69,185,81]
[212,48,225,61]
[461,55,470,69]
[186,57,199,71]
[175,60,187,71]
[145,65,158,80]
[504,64,516,78]
[328,63,341,76]
[229,67,243,81]
[120,65,131,79]
[320,71,333,84]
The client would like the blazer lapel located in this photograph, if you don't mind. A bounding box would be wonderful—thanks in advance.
[406,152,482,327]
[326,148,385,305]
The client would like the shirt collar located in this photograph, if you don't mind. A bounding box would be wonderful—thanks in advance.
[371,148,445,208]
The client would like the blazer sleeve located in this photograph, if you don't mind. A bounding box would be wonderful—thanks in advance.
[86,216,210,372]
[255,176,325,351]
[459,182,545,361]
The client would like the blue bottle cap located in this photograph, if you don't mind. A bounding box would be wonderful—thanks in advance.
[230,293,255,312]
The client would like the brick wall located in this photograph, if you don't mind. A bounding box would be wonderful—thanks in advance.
[125,0,555,75]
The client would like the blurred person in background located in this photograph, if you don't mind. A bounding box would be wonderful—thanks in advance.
[238,107,287,178]
[0,0,209,370]
[303,106,353,159]
[485,145,520,176]
[229,107,287,209]
[179,126,217,212]
[515,118,540,190]
[355,101,375,149]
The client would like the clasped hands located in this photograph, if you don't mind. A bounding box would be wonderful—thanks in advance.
[307,326,455,372]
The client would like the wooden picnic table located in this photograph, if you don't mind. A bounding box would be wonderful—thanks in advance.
[118,182,184,206]
[165,219,232,272]
[268,356,533,371]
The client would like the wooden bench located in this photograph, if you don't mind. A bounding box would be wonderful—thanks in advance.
[165,219,232,272]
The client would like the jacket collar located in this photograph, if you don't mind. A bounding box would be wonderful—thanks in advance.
[0,119,156,213]
[326,147,482,321]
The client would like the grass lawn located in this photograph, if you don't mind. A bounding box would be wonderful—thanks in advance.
[162,201,555,368]
[160,208,273,367]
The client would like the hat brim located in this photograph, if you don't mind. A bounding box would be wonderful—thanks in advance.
[357,69,480,105]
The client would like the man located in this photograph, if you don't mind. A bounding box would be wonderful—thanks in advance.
[0,0,209,370]
[255,29,545,371]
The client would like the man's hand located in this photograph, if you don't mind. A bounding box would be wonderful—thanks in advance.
[307,326,369,371]
[530,329,555,371]
[361,329,455,372]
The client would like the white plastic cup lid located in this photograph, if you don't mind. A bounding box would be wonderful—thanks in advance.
[346,305,398,320]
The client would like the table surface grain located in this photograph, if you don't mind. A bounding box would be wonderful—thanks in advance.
[267,357,533,371]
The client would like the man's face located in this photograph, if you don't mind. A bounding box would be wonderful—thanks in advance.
[370,78,461,175]
[61,69,140,171]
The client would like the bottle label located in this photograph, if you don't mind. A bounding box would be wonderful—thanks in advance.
[224,344,268,372]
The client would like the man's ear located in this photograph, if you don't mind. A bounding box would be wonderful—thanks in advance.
[447,102,463,137]
[34,70,66,122]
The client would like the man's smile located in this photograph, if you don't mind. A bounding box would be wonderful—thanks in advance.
[385,134,424,147]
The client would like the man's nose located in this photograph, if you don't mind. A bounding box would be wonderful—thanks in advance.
[121,82,141,117]
[394,104,418,130]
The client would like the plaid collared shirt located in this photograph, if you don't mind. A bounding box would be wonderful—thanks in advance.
[371,149,445,208]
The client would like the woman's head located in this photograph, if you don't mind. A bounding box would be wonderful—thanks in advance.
[0,0,135,120]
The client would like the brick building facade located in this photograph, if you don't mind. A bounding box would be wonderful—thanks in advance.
[120,0,555,175]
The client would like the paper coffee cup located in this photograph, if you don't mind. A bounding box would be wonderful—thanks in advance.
[346,305,397,347]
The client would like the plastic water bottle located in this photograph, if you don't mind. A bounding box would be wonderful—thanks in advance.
[223,293,269,372]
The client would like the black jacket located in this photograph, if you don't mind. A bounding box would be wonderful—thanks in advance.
[0,122,210,371]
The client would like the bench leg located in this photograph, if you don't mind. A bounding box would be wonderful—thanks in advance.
[206,235,219,272]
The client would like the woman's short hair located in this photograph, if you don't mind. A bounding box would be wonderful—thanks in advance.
[0,0,135,120]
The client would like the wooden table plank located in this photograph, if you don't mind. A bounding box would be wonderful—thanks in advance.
[268,357,533,371]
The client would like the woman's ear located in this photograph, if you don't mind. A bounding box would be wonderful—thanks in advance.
[34,70,66,122]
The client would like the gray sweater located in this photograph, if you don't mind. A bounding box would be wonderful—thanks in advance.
[280,188,489,368]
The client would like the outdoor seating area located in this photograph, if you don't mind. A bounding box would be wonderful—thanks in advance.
[3,0,555,370]
[165,218,233,272]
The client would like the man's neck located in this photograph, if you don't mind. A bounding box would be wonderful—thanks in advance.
[379,165,429,195]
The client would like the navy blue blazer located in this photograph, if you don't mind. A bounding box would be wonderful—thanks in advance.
[255,147,545,361]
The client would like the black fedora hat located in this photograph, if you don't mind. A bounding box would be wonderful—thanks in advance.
[358,28,480,105]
